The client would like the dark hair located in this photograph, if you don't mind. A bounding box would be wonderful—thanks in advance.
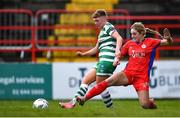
[92,9,107,18]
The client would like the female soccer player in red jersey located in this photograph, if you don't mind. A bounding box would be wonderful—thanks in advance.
[76,22,173,109]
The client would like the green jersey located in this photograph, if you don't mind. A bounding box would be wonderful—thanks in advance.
[98,22,116,63]
[95,22,117,76]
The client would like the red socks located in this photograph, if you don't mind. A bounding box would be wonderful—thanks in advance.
[85,81,108,100]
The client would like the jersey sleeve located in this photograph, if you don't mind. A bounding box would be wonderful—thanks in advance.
[121,41,129,56]
[149,38,161,48]
[105,24,116,36]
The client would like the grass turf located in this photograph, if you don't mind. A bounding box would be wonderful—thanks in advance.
[0,99,180,117]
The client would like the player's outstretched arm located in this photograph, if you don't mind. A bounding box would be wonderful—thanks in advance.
[145,28,163,39]
[76,42,98,56]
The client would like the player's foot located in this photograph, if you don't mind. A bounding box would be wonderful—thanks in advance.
[59,100,76,109]
[76,96,85,106]
[149,98,157,109]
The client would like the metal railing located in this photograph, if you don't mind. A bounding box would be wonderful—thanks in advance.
[0,9,179,62]
[34,9,130,60]
[0,9,35,61]
[109,15,180,60]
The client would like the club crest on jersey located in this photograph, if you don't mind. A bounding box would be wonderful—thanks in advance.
[141,44,146,48]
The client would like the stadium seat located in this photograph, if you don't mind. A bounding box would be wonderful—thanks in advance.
[46,0,118,62]
[57,35,76,46]
[54,26,95,36]
[77,36,96,46]
[54,27,76,35]
[66,3,113,11]
[48,35,56,46]
[71,0,118,4]
[60,13,93,25]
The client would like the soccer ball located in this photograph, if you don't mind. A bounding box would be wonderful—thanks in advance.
[32,98,48,109]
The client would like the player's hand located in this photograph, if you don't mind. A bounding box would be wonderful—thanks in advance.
[115,51,121,59]
[113,57,120,66]
[163,28,173,45]
[76,51,84,56]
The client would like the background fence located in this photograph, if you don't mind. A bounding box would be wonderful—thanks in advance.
[0,9,180,62]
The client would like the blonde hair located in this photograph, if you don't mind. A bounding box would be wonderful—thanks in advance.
[91,9,107,18]
[131,22,146,35]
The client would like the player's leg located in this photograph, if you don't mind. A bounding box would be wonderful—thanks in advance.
[101,89,113,108]
[95,61,117,108]
[59,68,96,108]
[96,76,113,108]
[74,68,96,98]
[137,90,157,109]
[134,74,157,109]
[77,71,129,105]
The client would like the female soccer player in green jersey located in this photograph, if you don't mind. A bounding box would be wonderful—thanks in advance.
[59,9,123,109]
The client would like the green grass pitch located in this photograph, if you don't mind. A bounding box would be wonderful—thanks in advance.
[0,99,180,117]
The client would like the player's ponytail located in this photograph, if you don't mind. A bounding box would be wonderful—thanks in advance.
[145,28,163,39]
[131,22,163,39]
